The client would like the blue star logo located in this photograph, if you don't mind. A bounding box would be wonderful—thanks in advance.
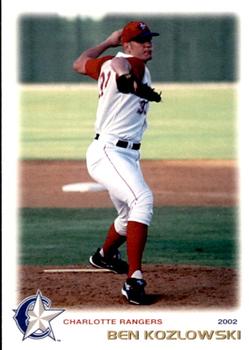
[13,290,64,341]
[139,22,147,30]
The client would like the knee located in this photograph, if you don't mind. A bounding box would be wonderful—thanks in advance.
[139,189,154,209]
[129,189,153,226]
[114,217,128,236]
[114,189,153,234]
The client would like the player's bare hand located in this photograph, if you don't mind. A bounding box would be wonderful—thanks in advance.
[106,29,122,47]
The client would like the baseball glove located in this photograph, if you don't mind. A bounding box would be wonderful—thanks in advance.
[116,73,162,102]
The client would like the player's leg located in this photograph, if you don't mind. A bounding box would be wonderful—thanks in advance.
[87,148,130,273]
[94,188,152,282]
[100,223,126,258]
[119,158,153,278]
[98,191,151,280]
[87,142,129,273]
[121,186,153,305]
[101,195,129,258]
[126,221,148,277]
[89,197,129,274]
[89,216,128,274]
[87,143,153,302]
[97,146,153,304]
[108,156,153,304]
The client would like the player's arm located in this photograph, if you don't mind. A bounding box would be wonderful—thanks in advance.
[111,57,131,76]
[113,57,162,103]
[73,29,122,74]
[111,56,143,94]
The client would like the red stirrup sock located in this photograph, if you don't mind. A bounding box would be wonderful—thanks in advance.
[102,223,126,258]
[126,221,148,278]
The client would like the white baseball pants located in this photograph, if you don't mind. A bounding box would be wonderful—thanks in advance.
[86,136,153,236]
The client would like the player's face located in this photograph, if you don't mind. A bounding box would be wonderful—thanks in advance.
[125,39,153,62]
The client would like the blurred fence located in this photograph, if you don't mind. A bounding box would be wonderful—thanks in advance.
[19,14,238,83]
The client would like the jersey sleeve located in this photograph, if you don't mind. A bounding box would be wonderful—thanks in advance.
[127,57,145,83]
[85,55,114,80]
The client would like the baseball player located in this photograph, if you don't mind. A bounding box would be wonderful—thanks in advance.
[73,21,161,305]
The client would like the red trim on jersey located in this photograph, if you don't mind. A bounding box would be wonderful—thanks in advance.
[85,56,114,80]
[85,55,145,82]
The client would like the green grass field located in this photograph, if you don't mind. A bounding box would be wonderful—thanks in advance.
[20,84,237,159]
[19,207,237,268]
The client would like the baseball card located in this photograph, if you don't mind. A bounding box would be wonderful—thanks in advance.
[2,0,249,349]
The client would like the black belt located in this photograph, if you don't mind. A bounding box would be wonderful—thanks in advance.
[94,134,141,150]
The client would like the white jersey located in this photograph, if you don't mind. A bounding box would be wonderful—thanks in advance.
[85,51,154,231]
[95,52,151,143]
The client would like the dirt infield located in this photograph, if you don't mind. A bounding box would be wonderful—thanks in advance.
[18,264,238,310]
[19,159,237,208]
[18,159,238,309]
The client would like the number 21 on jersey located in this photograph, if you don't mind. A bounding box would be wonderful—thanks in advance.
[99,71,111,97]
[99,70,149,116]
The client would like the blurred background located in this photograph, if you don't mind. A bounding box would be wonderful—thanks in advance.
[19,14,238,83]
[18,14,238,160]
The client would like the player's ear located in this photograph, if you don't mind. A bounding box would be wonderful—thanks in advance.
[123,42,131,54]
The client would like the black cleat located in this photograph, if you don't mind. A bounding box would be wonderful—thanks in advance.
[89,248,128,274]
[121,278,147,305]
